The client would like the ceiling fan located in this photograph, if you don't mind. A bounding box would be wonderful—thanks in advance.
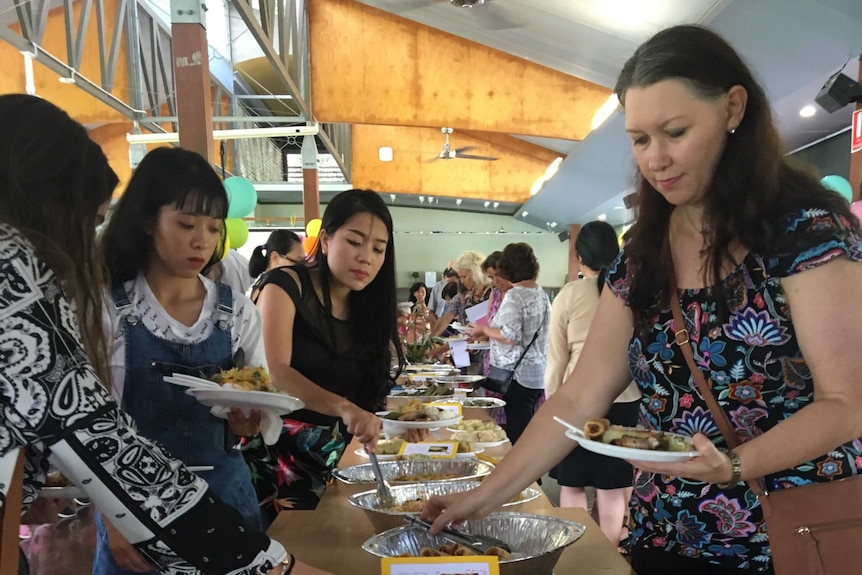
[379,0,526,30]
[427,127,499,162]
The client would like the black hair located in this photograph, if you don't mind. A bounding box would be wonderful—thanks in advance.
[409,282,428,304]
[498,243,540,283]
[310,189,404,408]
[443,267,459,278]
[102,147,228,285]
[0,94,118,387]
[575,221,620,295]
[441,281,458,300]
[482,251,504,271]
[248,229,302,277]
[614,25,858,332]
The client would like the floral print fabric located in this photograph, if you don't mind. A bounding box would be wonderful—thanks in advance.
[607,209,862,571]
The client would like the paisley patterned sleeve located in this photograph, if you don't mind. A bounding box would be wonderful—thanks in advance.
[604,249,633,303]
[0,227,286,575]
[767,209,862,277]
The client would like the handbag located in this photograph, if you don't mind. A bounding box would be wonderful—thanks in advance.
[667,261,862,575]
[484,317,545,395]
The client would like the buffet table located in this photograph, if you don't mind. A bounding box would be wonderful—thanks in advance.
[266,440,636,574]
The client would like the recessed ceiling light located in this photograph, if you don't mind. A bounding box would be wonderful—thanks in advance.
[799,105,816,118]
[613,205,625,210]
[597,213,607,221]
[521,210,529,217]
[378,146,393,162]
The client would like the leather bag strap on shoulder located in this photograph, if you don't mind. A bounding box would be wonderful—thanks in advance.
[665,243,766,497]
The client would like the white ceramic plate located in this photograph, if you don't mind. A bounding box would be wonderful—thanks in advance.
[164,374,221,390]
[554,417,699,463]
[450,322,471,333]
[39,486,84,499]
[466,342,490,351]
[472,438,510,448]
[403,364,450,372]
[186,388,304,415]
[379,415,463,430]
[460,397,506,408]
[432,375,485,385]
[353,447,484,461]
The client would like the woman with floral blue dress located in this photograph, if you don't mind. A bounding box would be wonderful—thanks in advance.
[422,25,862,575]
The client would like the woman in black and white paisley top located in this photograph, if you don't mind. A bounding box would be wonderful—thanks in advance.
[0,94,331,575]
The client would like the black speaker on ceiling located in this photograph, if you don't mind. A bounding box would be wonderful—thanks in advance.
[815,72,862,114]
[558,229,571,242]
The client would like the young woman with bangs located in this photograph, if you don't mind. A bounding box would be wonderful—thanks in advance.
[94,147,283,574]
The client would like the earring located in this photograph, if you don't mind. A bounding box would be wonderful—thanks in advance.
[728,127,737,134]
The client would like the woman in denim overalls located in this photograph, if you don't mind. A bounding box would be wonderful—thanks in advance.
[93,147,264,574]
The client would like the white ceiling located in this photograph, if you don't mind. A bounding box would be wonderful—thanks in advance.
[357,0,862,228]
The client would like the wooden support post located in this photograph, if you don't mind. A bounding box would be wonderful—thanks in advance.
[850,56,862,202]
[171,0,213,160]
[302,134,321,223]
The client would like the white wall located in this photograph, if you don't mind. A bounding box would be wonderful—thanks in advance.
[251,204,572,288]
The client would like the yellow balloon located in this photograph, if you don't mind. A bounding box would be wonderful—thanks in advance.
[306,218,322,238]
[221,234,231,260]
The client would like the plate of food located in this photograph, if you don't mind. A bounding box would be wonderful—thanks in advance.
[379,408,462,430]
[449,429,509,448]
[449,322,471,333]
[554,416,699,462]
[404,364,452,373]
[39,471,84,499]
[460,397,506,409]
[388,383,455,398]
[176,367,304,415]
[446,419,503,433]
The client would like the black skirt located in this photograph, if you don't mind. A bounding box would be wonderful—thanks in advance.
[550,400,640,489]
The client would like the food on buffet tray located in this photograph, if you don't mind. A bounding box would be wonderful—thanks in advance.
[44,471,71,487]
[461,398,502,408]
[375,438,407,455]
[451,429,508,443]
[584,419,695,452]
[448,419,502,432]
[391,471,461,482]
[211,366,276,392]
[391,383,454,397]
[383,399,451,422]
[397,543,512,559]
[379,490,524,513]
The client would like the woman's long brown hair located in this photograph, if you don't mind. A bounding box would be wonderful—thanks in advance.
[0,95,118,387]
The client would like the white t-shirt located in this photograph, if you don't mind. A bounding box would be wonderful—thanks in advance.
[104,273,267,402]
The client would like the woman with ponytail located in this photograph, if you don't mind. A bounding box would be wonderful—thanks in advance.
[544,220,640,550]
[249,229,304,301]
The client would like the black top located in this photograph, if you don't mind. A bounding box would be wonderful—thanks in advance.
[259,265,377,426]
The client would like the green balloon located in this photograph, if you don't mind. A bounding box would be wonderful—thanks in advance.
[225,218,249,249]
[821,175,853,202]
[224,177,258,218]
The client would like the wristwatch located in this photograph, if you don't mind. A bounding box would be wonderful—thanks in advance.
[280,553,295,575]
[716,449,742,488]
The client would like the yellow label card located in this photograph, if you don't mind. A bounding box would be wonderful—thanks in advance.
[381,556,500,575]
[397,441,458,459]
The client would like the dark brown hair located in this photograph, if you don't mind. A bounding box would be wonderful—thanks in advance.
[498,243,540,283]
[615,25,857,331]
[0,94,118,385]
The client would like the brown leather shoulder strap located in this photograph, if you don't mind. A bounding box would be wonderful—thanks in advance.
[665,241,766,496]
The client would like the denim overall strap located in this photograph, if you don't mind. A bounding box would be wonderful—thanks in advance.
[94,282,260,575]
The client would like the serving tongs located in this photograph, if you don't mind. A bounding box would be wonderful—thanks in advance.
[405,516,512,554]
[364,443,395,508]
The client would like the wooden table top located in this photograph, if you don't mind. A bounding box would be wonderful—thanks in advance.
[267,438,635,574]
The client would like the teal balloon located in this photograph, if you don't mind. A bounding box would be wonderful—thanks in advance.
[224,177,258,218]
[821,175,853,202]
[225,218,249,249]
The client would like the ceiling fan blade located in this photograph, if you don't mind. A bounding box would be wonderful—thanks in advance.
[425,155,443,163]
[456,153,499,161]
[453,146,476,154]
